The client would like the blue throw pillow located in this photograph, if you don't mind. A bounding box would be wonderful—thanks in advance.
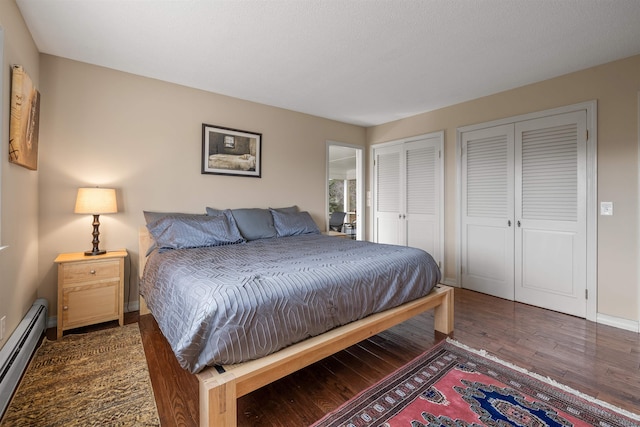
[269,205,299,214]
[147,212,244,251]
[143,211,207,255]
[207,207,277,241]
[270,209,320,237]
[143,211,206,224]
[204,207,224,217]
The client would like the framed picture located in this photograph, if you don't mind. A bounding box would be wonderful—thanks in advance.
[9,65,40,170]
[202,124,262,177]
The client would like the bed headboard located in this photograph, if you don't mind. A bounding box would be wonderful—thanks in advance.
[138,226,154,315]
[138,226,153,280]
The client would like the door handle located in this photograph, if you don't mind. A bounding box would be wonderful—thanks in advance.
[508,220,511,227]
[517,220,521,227]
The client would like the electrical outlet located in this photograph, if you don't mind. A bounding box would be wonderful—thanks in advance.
[600,201,613,216]
[0,316,5,340]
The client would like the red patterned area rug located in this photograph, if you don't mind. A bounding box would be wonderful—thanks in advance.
[312,339,640,427]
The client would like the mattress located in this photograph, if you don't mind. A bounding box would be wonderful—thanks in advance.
[140,234,440,373]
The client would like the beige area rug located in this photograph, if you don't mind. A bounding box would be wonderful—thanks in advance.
[1,323,160,426]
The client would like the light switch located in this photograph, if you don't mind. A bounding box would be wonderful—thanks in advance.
[600,202,613,216]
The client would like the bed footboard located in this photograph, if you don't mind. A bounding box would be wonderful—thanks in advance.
[196,284,454,427]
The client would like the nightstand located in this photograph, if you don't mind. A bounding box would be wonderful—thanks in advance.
[54,250,128,338]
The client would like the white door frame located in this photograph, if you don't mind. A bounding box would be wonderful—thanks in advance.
[326,141,364,240]
[0,28,4,248]
[637,91,640,330]
[456,101,598,321]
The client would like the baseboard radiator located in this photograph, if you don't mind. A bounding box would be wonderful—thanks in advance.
[0,298,48,418]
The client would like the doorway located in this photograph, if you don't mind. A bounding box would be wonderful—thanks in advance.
[326,142,364,240]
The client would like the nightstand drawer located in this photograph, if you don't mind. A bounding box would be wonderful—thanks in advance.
[62,259,120,284]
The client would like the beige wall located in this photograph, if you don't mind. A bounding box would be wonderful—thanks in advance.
[367,54,640,323]
[37,55,366,318]
[0,2,41,349]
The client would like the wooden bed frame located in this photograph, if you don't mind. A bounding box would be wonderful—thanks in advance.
[138,226,454,426]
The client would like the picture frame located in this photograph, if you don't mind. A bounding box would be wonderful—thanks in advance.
[202,124,262,177]
[9,65,40,171]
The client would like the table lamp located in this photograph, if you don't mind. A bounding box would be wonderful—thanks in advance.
[74,187,118,256]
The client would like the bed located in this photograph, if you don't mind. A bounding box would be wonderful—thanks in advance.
[138,208,454,426]
[208,153,256,171]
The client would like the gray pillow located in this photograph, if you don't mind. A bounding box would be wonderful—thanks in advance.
[270,209,320,237]
[143,211,205,224]
[206,207,277,241]
[206,206,298,216]
[143,211,208,255]
[269,205,299,214]
[146,212,244,251]
[205,207,219,216]
[204,207,226,217]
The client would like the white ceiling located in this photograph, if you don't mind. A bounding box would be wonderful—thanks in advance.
[16,0,640,127]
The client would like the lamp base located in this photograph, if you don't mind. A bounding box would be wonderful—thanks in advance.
[84,214,106,256]
[84,249,106,256]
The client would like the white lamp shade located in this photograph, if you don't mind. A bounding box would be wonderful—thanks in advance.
[74,188,118,214]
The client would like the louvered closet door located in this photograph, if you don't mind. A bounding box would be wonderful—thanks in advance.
[374,144,403,245]
[461,124,515,300]
[405,137,440,261]
[514,111,587,317]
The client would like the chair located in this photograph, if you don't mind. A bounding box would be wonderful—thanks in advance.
[329,211,346,232]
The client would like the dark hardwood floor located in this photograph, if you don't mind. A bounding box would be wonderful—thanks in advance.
[51,288,640,426]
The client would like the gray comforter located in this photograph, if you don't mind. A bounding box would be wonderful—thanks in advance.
[140,234,440,373]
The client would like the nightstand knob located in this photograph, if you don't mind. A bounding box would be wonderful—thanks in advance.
[63,306,69,311]
[90,269,96,275]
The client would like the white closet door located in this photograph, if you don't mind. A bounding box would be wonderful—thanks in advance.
[461,124,515,299]
[514,111,587,317]
[374,144,402,245]
[405,137,441,262]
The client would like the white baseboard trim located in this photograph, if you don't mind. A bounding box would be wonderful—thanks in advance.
[125,300,140,313]
[47,316,57,329]
[597,313,640,333]
[441,277,459,287]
